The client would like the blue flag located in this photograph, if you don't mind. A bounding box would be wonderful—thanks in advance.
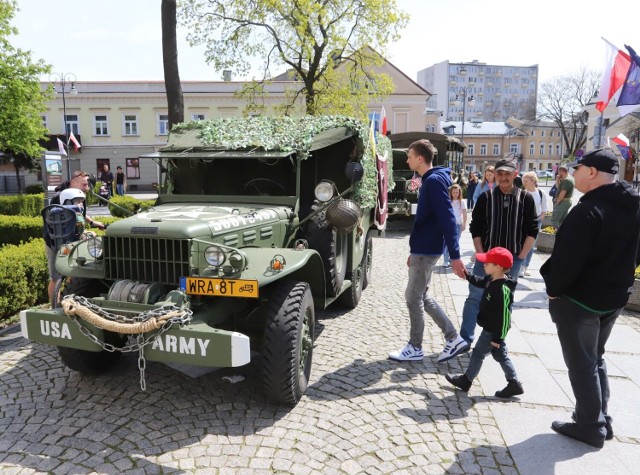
[617,45,640,108]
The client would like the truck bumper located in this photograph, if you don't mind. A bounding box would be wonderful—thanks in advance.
[20,305,251,368]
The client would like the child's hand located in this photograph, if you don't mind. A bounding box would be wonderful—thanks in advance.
[490,341,500,348]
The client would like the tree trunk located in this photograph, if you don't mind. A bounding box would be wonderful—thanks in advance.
[161,0,184,130]
[13,160,22,195]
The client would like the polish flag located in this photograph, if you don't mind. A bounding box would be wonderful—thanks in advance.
[57,138,67,156]
[596,38,631,113]
[69,132,81,151]
[612,133,630,147]
[379,106,388,136]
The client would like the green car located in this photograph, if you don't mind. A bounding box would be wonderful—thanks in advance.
[21,116,391,405]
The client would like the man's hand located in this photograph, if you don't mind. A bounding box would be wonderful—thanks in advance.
[490,341,500,348]
[451,259,466,279]
[407,255,411,267]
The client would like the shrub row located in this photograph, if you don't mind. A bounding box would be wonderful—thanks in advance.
[0,194,45,217]
[107,195,155,217]
[0,215,123,247]
[0,239,48,321]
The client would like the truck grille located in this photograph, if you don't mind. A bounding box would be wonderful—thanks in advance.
[103,237,191,285]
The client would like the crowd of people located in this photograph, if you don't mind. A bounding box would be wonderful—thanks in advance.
[388,141,640,449]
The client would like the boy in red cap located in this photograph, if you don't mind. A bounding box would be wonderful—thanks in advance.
[446,247,524,398]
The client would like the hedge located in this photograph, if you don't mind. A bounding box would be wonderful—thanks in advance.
[0,239,48,321]
[0,215,123,247]
[0,194,44,217]
[106,196,155,218]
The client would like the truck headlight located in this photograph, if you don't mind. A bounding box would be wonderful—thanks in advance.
[87,237,103,258]
[204,245,226,266]
[315,182,335,202]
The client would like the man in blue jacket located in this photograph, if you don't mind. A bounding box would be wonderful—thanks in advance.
[541,149,640,448]
[389,139,469,363]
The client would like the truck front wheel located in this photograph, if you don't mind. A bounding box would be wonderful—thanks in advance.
[56,277,124,375]
[261,281,315,405]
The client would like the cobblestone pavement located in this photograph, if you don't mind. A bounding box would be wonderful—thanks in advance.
[1,218,637,474]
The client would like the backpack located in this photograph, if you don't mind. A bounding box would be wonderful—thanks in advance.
[549,184,557,199]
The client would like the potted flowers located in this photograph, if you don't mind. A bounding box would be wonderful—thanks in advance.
[536,226,556,253]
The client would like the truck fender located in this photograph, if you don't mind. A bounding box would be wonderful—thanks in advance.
[239,248,326,298]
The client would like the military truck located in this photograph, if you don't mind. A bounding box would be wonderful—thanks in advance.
[21,116,391,405]
[387,132,464,216]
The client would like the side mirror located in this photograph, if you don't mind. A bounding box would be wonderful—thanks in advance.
[345,162,364,183]
[88,173,97,188]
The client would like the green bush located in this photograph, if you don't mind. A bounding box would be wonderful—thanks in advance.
[0,215,43,247]
[107,195,155,218]
[24,184,44,194]
[0,239,48,321]
[0,194,44,217]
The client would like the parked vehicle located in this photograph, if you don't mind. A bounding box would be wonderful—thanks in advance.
[21,116,389,405]
[386,132,464,216]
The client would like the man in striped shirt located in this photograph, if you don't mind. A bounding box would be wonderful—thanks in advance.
[459,159,539,346]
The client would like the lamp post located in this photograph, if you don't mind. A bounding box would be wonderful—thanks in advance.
[453,68,475,171]
[49,73,77,181]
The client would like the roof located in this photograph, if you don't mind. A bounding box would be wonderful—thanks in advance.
[441,121,511,136]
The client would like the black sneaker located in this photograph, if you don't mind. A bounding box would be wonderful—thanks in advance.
[551,421,605,448]
[446,373,472,392]
[572,411,613,440]
[495,379,524,398]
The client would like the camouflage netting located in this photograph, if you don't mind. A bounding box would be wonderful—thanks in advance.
[168,116,392,209]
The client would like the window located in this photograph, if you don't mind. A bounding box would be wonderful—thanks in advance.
[94,115,108,136]
[158,114,169,135]
[548,144,553,155]
[42,115,48,130]
[467,144,475,155]
[191,113,205,121]
[539,143,545,156]
[510,143,520,154]
[65,114,79,135]
[541,130,545,137]
[529,142,535,155]
[124,115,138,135]
[126,158,140,179]
[556,143,561,156]
[480,144,487,156]
[531,130,535,137]
[493,143,500,155]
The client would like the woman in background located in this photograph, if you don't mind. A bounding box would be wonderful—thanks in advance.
[472,166,496,204]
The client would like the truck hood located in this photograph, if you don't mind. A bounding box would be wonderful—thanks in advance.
[105,203,293,239]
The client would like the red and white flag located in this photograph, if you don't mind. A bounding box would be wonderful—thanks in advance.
[596,38,631,113]
[57,138,67,156]
[379,106,388,136]
[69,132,81,151]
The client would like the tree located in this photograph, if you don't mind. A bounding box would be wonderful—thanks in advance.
[179,0,408,117]
[161,0,184,130]
[537,67,600,158]
[0,0,52,193]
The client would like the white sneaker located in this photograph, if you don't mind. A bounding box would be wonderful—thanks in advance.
[388,343,424,361]
[437,336,470,362]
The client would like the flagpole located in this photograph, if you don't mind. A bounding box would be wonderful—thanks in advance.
[50,73,77,182]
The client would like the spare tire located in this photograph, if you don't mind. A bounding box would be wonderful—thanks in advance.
[305,202,347,297]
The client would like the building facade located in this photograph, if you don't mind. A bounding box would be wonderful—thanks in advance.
[1,55,434,193]
[441,118,565,174]
[418,60,539,123]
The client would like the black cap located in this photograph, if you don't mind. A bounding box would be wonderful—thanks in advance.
[495,159,516,172]
[568,149,619,174]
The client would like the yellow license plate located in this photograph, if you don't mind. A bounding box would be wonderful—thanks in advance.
[180,277,259,298]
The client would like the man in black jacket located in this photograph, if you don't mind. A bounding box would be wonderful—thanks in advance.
[541,149,640,448]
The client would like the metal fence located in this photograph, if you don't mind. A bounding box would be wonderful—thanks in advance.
[0,175,26,194]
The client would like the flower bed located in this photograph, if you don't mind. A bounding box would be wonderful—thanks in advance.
[536,226,556,253]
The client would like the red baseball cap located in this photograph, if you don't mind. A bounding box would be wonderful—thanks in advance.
[476,247,513,269]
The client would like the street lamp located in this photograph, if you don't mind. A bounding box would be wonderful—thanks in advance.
[453,68,475,171]
[49,73,78,181]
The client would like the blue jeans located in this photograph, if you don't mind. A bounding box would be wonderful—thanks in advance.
[406,254,459,347]
[116,184,125,196]
[549,296,620,434]
[443,223,462,266]
[524,222,542,268]
[460,256,523,343]
[465,329,518,381]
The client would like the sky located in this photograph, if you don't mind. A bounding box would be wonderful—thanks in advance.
[11,0,640,85]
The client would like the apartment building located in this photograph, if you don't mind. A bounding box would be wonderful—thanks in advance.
[418,60,539,123]
[1,53,434,193]
[441,118,565,174]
